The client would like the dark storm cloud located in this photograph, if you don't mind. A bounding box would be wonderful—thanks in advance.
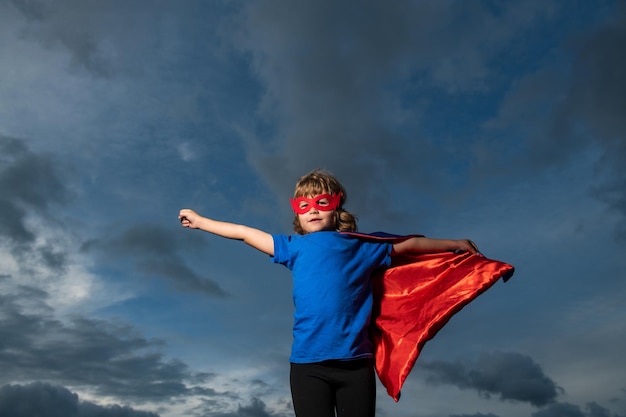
[0,135,70,239]
[0,135,71,270]
[450,413,500,417]
[0,382,160,417]
[556,3,625,170]
[531,401,626,417]
[6,0,176,78]
[0,287,218,402]
[7,0,113,77]
[447,401,625,417]
[420,351,560,407]
[231,1,559,215]
[567,3,626,152]
[83,224,228,297]
[479,2,626,234]
[8,0,46,20]
[209,397,289,417]
[6,0,232,80]
[571,4,626,237]
[587,401,626,417]
[229,0,626,242]
[479,1,625,163]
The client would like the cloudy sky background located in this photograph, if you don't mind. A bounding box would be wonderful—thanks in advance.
[1,0,625,416]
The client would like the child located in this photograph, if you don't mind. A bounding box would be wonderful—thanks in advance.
[179,169,492,417]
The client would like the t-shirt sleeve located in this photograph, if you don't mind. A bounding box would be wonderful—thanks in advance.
[271,234,293,268]
[358,240,393,271]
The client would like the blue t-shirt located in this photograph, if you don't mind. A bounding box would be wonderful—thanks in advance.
[271,231,392,363]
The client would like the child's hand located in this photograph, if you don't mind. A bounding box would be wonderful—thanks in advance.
[454,239,480,254]
[179,209,201,229]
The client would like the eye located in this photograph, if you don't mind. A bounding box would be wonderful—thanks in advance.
[298,201,309,210]
[315,197,330,207]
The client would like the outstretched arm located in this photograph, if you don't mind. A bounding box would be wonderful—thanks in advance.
[391,236,479,256]
[179,209,274,256]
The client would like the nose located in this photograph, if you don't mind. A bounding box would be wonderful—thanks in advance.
[308,206,319,214]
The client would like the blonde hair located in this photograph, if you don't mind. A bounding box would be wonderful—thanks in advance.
[292,169,358,234]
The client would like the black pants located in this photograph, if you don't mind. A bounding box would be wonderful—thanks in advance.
[290,359,376,417]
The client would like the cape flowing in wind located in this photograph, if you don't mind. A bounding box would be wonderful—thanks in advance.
[344,232,515,401]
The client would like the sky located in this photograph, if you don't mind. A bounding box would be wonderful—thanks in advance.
[0,0,625,416]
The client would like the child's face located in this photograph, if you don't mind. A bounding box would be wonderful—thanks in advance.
[295,194,337,233]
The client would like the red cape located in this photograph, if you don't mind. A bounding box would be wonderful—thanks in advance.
[343,232,515,401]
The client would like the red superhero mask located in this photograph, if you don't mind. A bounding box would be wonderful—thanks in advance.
[290,192,342,214]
